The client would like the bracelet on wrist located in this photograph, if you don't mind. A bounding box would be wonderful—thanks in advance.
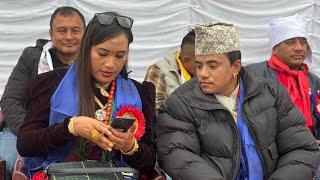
[121,138,139,155]
[68,117,78,137]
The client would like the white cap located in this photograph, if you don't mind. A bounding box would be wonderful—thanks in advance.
[267,14,311,64]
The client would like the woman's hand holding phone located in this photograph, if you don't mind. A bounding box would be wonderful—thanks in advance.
[72,116,114,152]
[107,116,137,153]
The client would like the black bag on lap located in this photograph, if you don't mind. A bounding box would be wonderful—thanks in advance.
[44,161,139,180]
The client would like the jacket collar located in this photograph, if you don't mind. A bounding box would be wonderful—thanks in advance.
[164,51,180,74]
[36,39,50,49]
[189,67,263,110]
[190,81,223,110]
[240,67,262,98]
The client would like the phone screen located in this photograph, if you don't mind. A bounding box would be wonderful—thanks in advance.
[111,117,135,132]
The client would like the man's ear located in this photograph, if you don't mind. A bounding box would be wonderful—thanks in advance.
[181,56,190,63]
[232,60,241,75]
[271,45,279,55]
[49,29,53,40]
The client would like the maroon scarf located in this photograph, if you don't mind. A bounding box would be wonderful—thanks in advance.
[268,55,313,131]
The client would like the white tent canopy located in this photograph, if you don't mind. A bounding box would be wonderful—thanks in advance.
[0,0,320,97]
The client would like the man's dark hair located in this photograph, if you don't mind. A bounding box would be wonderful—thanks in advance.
[226,50,241,64]
[50,6,86,30]
[180,29,195,49]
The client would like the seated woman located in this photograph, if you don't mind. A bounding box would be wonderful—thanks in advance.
[17,11,156,179]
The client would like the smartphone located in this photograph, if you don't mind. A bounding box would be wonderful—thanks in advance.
[111,116,135,132]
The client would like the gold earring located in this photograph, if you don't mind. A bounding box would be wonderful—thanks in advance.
[233,73,237,78]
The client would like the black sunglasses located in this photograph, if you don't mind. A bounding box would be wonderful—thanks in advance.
[94,13,134,29]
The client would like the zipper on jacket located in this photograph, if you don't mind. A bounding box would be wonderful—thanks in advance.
[242,107,268,179]
[225,110,241,180]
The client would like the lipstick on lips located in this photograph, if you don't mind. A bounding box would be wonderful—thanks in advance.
[101,71,113,78]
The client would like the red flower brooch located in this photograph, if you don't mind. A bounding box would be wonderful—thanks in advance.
[115,105,145,139]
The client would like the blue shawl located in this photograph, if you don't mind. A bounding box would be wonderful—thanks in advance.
[24,63,142,177]
[236,78,264,180]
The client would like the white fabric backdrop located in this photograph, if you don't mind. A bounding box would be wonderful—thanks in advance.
[0,0,319,97]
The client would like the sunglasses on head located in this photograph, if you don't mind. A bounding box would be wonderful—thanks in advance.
[94,13,134,29]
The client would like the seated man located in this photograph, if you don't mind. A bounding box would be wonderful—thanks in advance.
[0,6,85,179]
[246,14,320,179]
[144,30,196,109]
[156,22,320,179]
[246,14,320,137]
